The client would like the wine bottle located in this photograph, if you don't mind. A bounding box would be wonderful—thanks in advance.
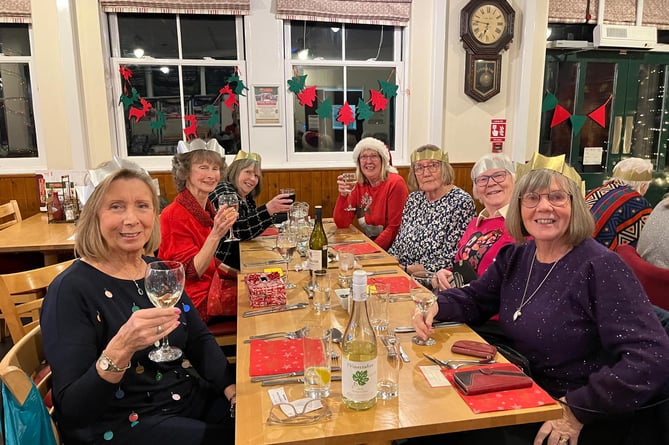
[308,205,328,273]
[342,270,378,410]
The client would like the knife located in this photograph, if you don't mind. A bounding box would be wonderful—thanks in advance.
[330,240,365,245]
[261,376,342,386]
[243,259,285,267]
[389,294,412,303]
[366,270,397,277]
[399,345,410,363]
[251,367,342,383]
[393,321,462,333]
[242,302,309,318]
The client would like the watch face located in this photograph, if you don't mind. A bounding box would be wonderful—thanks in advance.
[99,356,110,370]
[469,4,507,44]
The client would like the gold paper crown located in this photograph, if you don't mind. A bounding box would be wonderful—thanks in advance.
[233,150,262,164]
[515,153,585,195]
[410,148,449,164]
[612,161,653,182]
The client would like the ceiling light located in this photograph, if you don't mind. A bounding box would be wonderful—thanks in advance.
[133,48,145,58]
[160,66,170,74]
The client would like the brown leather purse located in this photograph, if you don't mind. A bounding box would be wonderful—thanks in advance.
[451,340,497,360]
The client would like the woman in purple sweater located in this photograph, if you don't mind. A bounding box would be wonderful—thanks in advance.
[412,154,669,445]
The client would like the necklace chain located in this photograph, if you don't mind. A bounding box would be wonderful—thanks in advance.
[132,279,144,296]
[513,250,564,321]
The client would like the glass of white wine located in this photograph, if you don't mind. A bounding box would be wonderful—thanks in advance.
[218,193,240,242]
[410,271,437,346]
[145,261,185,362]
[342,172,357,212]
[276,231,298,289]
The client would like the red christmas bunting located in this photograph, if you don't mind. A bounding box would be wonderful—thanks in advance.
[297,85,317,107]
[550,104,571,128]
[183,115,198,140]
[336,101,356,126]
[370,89,389,112]
[128,98,152,122]
[588,98,611,128]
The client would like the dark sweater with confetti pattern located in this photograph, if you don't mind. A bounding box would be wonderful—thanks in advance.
[436,238,669,424]
[41,258,234,444]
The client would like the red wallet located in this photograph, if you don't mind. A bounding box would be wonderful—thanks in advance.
[451,340,497,360]
[453,367,532,395]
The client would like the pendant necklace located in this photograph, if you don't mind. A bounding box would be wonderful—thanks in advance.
[513,250,564,321]
[131,279,144,296]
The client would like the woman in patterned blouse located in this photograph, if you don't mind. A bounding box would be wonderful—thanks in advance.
[388,145,476,274]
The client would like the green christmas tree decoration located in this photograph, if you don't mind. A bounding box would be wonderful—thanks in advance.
[316,97,333,119]
[378,80,399,99]
[570,115,587,135]
[287,75,307,94]
[542,92,558,112]
[356,98,374,121]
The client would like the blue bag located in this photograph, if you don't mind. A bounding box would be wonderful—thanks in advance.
[2,380,57,445]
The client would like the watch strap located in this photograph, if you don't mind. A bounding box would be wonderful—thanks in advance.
[99,352,131,372]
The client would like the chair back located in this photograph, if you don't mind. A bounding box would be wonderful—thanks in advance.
[0,260,74,343]
[0,325,59,442]
[615,244,669,310]
[0,200,22,230]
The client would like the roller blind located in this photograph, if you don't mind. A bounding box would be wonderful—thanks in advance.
[0,0,31,24]
[99,0,250,15]
[549,0,669,29]
[276,0,412,26]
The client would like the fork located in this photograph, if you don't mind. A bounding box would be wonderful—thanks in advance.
[423,353,495,369]
[330,351,340,366]
[245,328,305,343]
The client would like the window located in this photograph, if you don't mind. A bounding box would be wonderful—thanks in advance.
[0,24,38,159]
[285,21,404,157]
[108,13,245,162]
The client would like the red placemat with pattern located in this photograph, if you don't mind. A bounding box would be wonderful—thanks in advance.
[441,363,557,414]
[249,339,303,377]
[368,276,411,294]
[259,227,279,236]
[333,243,380,255]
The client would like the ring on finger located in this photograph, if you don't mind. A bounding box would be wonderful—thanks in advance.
[156,325,163,335]
[558,436,570,444]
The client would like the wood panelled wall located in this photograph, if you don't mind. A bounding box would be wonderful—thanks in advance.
[0,164,479,219]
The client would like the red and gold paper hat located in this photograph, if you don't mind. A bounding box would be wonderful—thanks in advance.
[515,153,585,195]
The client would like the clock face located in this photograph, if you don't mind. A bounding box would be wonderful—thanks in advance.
[469,4,507,45]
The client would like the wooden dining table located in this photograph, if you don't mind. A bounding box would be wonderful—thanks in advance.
[0,213,75,265]
[233,260,562,445]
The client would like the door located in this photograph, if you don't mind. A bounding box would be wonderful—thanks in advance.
[540,50,669,205]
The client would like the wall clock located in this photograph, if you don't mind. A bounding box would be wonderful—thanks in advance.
[460,0,515,102]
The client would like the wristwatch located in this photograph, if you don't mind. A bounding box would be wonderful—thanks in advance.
[98,352,131,373]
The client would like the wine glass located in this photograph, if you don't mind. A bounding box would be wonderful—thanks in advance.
[342,172,357,212]
[276,231,298,289]
[410,271,437,346]
[218,194,240,242]
[145,261,185,362]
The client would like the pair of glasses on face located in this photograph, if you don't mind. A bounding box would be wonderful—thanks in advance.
[414,161,441,174]
[359,154,380,161]
[475,171,508,186]
[520,190,571,208]
[267,399,332,425]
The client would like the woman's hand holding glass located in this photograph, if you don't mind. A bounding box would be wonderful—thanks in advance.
[218,194,241,241]
[212,204,238,240]
[145,261,185,362]
[411,271,438,346]
[412,301,439,343]
[339,172,358,212]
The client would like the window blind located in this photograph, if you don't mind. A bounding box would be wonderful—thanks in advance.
[0,0,31,24]
[549,0,669,29]
[276,0,412,26]
[99,0,250,15]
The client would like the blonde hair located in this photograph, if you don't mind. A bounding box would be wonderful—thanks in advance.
[75,168,161,260]
[224,158,263,198]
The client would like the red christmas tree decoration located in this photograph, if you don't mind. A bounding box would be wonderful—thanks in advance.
[297,85,317,106]
[550,104,571,128]
[337,101,356,126]
[370,89,389,111]
[183,115,198,139]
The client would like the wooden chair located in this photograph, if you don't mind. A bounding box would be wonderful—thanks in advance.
[0,199,22,230]
[0,259,74,343]
[0,325,59,442]
[208,320,237,363]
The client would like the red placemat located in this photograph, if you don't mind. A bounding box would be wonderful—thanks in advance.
[259,227,279,236]
[369,276,411,294]
[249,339,303,377]
[333,243,380,255]
[441,363,557,414]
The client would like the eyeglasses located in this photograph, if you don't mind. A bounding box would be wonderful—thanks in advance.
[414,161,442,174]
[267,399,332,425]
[475,171,508,187]
[359,154,380,161]
[520,190,572,208]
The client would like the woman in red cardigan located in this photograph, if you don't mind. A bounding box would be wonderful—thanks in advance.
[159,139,238,321]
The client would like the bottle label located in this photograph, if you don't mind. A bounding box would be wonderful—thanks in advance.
[342,358,377,401]
[308,249,323,270]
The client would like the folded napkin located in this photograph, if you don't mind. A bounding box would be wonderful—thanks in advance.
[441,363,556,414]
[249,339,303,377]
[259,227,279,236]
[368,276,411,294]
[333,243,380,255]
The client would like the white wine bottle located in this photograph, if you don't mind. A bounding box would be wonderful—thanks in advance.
[308,205,328,273]
[342,270,377,410]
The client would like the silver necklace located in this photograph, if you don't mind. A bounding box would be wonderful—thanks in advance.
[513,251,563,321]
[131,279,144,296]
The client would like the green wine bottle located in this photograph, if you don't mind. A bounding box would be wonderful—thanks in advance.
[308,205,328,272]
[342,270,378,410]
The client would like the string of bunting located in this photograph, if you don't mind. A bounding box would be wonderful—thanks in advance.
[118,65,248,140]
[287,69,399,126]
[542,91,612,135]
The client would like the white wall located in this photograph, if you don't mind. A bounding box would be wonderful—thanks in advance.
[25,0,549,172]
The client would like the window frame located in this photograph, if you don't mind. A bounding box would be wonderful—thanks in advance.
[0,25,45,173]
[107,13,247,171]
[282,21,408,164]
